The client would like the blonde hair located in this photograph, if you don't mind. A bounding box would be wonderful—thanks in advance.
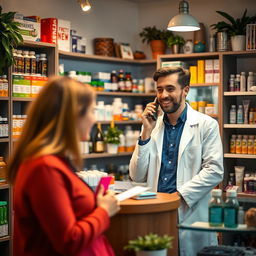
[7,76,95,184]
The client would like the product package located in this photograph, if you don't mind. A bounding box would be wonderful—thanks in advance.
[41,18,58,44]
[71,30,86,53]
[205,59,214,83]
[58,19,71,52]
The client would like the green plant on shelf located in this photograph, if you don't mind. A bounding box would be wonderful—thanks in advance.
[104,122,122,144]
[167,35,185,47]
[124,233,173,252]
[0,6,23,74]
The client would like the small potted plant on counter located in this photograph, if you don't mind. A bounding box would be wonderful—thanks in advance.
[0,6,23,74]
[124,233,173,256]
[139,26,173,59]
[167,35,185,54]
[211,9,256,51]
[104,121,122,154]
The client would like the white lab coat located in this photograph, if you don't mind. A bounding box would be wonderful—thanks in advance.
[129,104,224,256]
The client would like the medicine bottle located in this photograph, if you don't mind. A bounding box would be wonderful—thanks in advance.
[38,53,48,76]
[237,105,243,124]
[248,135,254,154]
[237,206,245,224]
[29,51,36,75]
[0,157,7,183]
[223,190,239,228]
[240,72,246,92]
[229,105,236,124]
[23,50,31,74]
[16,50,24,74]
[241,135,248,154]
[209,189,223,227]
[235,135,242,154]
[230,135,236,153]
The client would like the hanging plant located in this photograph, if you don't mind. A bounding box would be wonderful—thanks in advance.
[0,6,23,74]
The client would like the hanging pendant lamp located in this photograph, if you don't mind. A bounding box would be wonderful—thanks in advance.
[78,0,91,12]
[167,0,200,32]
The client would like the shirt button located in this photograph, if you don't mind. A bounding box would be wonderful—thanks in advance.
[169,161,172,164]
[164,178,167,181]
[172,127,175,130]
[170,144,173,147]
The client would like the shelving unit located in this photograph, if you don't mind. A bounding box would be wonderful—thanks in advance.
[82,152,133,159]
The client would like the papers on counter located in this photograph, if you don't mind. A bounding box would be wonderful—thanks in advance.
[115,186,150,201]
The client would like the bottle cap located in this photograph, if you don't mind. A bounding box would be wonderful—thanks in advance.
[211,189,222,197]
[226,190,237,197]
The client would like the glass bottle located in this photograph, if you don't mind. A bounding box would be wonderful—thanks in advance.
[111,70,118,92]
[229,105,236,124]
[93,123,104,153]
[125,72,132,92]
[118,69,125,91]
[236,105,243,124]
[209,189,223,227]
[223,190,239,228]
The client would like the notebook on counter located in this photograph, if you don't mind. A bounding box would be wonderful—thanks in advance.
[115,186,150,201]
[132,191,157,200]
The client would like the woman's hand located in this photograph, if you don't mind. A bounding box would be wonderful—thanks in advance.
[97,185,120,217]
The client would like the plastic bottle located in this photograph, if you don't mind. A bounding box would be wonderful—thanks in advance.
[0,157,7,183]
[229,74,235,91]
[23,50,31,74]
[38,53,48,76]
[112,98,123,121]
[96,101,105,121]
[249,108,254,124]
[223,190,239,228]
[235,135,242,154]
[243,173,250,193]
[125,72,132,92]
[230,135,236,153]
[235,74,240,91]
[111,70,118,92]
[229,173,235,186]
[2,75,8,97]
[241,135,248,154]
[132,79,138,93]
[35,54,40,75]
[122,103,129,121]
[118,133,126,153]
[13,49,18,74]
[125,129,134,152]
[105,105,113,121]
[29,51,36,75]
[240,72,246,92]
[248,135,254,154]
[237,206,245,224]
[236,105,243,124]
[138,79,144,93]
[16,50,24,74]
[68,71,77,80]
[229,105,236,124]
[247,72,254,91]
[209,189,223,227]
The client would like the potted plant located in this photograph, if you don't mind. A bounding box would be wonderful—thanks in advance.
[104,121,122,154]
[211,9,256,51]
[124,233,173,256]
[0,6,23,74]
[167,35,185,54]
[139,26,173,59]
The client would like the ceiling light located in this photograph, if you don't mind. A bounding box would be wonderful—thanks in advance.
[78,0,91,12]
[167,0,200,32]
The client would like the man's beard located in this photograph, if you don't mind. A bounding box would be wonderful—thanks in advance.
[159,93,183,114]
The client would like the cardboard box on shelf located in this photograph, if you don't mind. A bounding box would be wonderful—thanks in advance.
[213,59,220,83]
[14,15,40,41]
[205,59,214,83]
[31,76,48,97]
[41,18,58,44]
[189,66,197,84]
[71,30,86,53]
[197,60,205,84]
[58,19,71,52]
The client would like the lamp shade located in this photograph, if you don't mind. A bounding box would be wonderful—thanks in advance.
[167,0,200,32]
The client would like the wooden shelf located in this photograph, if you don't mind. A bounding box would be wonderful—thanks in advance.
[0,97,9,101]
[12,97,34,102]
[0,183,10,190]
[208,114,218,119]
[82,152,133,159]
[224,124,256,128]
[0,236,11,243]
[159,52,220,59]
[59,50,156,64]
[190,83,220,87]
[224,153,256,159]
[237,192,256,199]
[221,50,256,56]
[23,40,56,48]
[0,138,9,143]
[96,91,156,97]
[99,120,141,125]
[224,91,256,96]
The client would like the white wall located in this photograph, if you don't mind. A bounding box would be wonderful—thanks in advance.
[137,0,256,57]
[1,0,139,54]
[1,0,256,58]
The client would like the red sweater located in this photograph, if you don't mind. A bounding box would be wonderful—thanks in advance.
[14,155,115,256]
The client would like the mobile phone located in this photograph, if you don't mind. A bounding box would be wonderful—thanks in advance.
[95,176,112,195]
[150,97,159,121]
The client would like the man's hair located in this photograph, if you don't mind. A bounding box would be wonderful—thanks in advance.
[153,67,190,89]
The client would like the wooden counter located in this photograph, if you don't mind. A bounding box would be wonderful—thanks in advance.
[105,192,180,256]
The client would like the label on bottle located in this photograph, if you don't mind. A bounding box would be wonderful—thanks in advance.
[95,141,104,152]
[209,206,223,226]
[224,208,237,227]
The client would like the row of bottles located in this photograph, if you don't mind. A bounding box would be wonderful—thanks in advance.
[0,201,8,237]
[95,99,144,121]
[209,189,242,228]
[12,115,27,139]
[13,50,48,76]
[0,117,8,138]
[0,76,8,97]
[80,124,139,154]
[228,72,256,92]
[230,134,256,155]
[229,101,255,124]
[0,156,7,183]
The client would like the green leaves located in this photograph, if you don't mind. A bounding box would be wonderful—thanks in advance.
[211,9,256,36]
[139,26,173,44]
[167,35,185,47]
[124,233,173,251]
[104,126,122,144]
[0,5,23,74]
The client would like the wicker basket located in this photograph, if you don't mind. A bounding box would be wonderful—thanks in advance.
[94,38,114,57]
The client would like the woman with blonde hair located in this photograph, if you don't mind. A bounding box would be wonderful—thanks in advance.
[8,76,120,256]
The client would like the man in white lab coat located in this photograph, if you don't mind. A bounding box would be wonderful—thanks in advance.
[129,67,224,256]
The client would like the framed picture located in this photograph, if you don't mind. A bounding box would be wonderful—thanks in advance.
[120,43,134,59]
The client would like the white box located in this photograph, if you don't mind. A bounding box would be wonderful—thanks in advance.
[14,17,40,41]
[205,60,214,83]
[58,19,71,52]
[213,59,220,83]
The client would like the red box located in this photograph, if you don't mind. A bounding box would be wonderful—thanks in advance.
[41,18,58,44]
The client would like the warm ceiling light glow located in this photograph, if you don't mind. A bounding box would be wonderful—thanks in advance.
[167,0,200,32]
[78,0,91,12]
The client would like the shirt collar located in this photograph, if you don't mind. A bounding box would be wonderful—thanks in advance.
[163,104,187,126]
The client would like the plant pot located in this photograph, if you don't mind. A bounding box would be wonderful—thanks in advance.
[171,44,179,54]
[107,144,118,154]
[136,249,167,256]
[231,35,245,51]
[150,40,166,59]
